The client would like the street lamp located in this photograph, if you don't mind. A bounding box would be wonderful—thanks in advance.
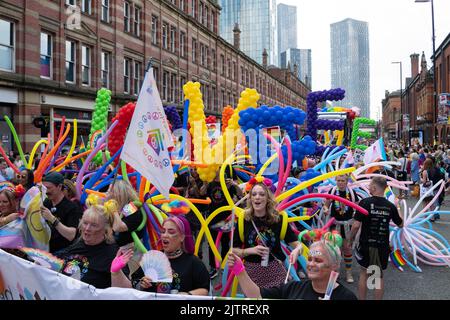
[415,0,437,144]
[392,61,403,140]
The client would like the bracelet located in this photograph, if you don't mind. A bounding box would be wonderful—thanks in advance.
[52,218,60,228]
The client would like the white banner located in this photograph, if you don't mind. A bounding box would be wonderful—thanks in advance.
[120,68,174,198]
[0,249,212,300]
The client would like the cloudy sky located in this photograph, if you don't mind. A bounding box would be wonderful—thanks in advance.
[278,0,450,120]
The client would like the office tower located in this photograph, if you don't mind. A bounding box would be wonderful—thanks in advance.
[280,48,312,88]
[277,3,297,67]
[219,0,277,65]
[330,18,370,117]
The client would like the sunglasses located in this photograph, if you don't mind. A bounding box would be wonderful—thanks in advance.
[16,174,27,179]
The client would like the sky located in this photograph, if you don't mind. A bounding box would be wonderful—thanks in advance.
[278,0,450,120]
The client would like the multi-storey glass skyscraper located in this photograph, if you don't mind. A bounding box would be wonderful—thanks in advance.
[277,4,297,67]
[280,48,312,88]
[330,18,370,118]
[219,0,277,65]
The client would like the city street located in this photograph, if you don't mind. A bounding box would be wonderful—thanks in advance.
[344,197,450,300]
[207,196,450,300]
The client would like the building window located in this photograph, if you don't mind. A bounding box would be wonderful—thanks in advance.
[200,44,205,66]
[162,23,168,49]
[162,71,169,101]
[192,0,196,18]
[124,58,131,93]
[205,6,209,27]
[210,10,214,31]
[170,73,177,102]
[180,76,186,99]
[65,40,76,83]
[221,55,225,75]
[81,0,91,14]
[81,45,90,86]
[170,26,176,53]
[233,62,237,81]
[66,0,75,5]
[180,0,186,12]
[134,61,141,95]
[206,47,209,69]
[0,19,14,72]
[101,51,110,88]
[241,67,244,84]
[199,2,203,23]
[211,49,216,71]
[124,2,131,32]
[151,16,158,45]
[134,6,141,37]
[212,87,216,111]
[192,38,197,63]
[227,59,231,78]
[40,32,52,78]
[153,67,159,87]
[180,31,186,58]
[101,0,110,22]
[221,89,225,108]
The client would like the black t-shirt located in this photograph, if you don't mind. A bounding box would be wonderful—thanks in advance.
[355,196,403,248]
[261,279,357,300]
[56,239,119,289]
[328,189,359,221]
[44,197,83,254]
[131,252,210,294]
[233,216,298,263]
[207,181,239,225]
[115,210,145,247]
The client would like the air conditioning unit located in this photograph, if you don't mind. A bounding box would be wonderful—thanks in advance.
[41,95,46,103]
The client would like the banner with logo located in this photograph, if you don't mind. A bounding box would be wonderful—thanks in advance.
[438,93,450,125]
[0,249,213,300]
[120,68,174,198]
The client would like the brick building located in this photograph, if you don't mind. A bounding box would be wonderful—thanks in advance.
[381,90,400,142]
[433,32,450,144]
[401,52,434,145]
[0,0,310,152]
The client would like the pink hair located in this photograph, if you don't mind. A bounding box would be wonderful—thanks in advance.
[163,216,195,254]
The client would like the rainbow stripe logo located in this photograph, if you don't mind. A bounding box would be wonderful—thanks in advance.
[390,249,406,271]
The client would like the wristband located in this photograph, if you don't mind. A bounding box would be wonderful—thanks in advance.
[110,255,127,273]
[52,218,60,227]
[232,257,245,276]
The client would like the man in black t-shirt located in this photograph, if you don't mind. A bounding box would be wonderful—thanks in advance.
[40,172,83,254]
[323,174,359,283]
[349,176,403,300]
[228,240,357,300]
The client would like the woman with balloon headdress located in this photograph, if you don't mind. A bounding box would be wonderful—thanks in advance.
[228,237,357,300]
[55,195,119,289]
[231,177,303,288]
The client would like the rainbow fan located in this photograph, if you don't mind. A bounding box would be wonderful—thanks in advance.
[161,200,190,215]
[20,247,64,272]
[389,249,406,272]
[139,250,173,283]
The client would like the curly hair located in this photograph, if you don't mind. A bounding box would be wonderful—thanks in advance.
[244,183,280,224]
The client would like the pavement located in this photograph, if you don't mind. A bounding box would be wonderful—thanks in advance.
[203,196,450,300]
[340,196,450,300]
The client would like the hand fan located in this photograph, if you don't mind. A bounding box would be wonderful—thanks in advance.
[20,247,64,272]
[139,250,173,283]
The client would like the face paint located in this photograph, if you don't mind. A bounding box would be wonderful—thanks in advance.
[308,249,323,257]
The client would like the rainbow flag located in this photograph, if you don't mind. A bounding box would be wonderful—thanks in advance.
[384,187,396,204]
[390,249,406,271]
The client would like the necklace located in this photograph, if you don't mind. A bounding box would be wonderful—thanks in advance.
[165,248,183,259]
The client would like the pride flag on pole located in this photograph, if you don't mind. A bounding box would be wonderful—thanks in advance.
[120,67,174,198]
[363,138,387,165]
